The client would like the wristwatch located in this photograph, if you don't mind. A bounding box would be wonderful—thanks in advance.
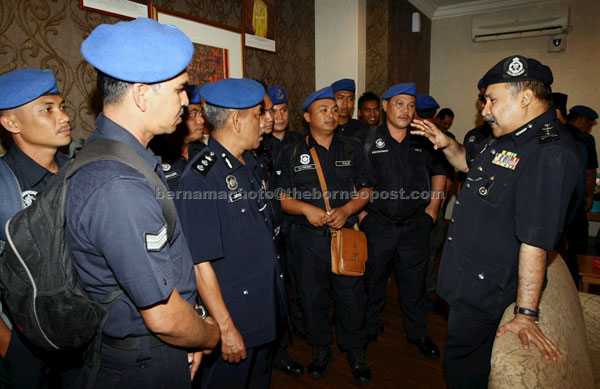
[514,305,540,323]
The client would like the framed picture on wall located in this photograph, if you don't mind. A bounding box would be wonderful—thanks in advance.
[243,0,277,53]
[152,6,244,83]
[79,0,151,20]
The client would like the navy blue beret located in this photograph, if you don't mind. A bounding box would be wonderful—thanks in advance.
[481,55,553,88]
[331,78,355,93]
[416,94,439,110]
[200,78,265,109]
[570,105,598,120]
[186,85,202,104]
[302,87,335,112]
[382,83,417,99]
[81,18,193,83]
[267,86,287,104]
[0,69,59,110]
[477,78,484,91]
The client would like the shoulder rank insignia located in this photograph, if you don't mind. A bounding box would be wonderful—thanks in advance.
[539,123,560,143]
[191,151,216,176]
[492,150,519,170]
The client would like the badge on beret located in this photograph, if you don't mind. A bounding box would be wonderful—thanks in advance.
[300,154,310,165]
[505,57,526,77]
[277,88,285,102]
[375,138,385,149]
[226,175,238,191]
[492,150,519,170]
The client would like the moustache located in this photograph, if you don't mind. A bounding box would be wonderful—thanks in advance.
[483,114,497,125]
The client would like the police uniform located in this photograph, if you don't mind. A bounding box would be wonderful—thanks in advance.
[175,79,284,388]
[357,85,447,344]
[331,79,367,138]
[275,122,373,353]
[66,18,201,387]
[438,55,583,388]
[0,68,70,388]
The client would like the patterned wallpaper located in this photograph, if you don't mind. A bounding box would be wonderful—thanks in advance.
[365,0,431,97]
[0,0,315,151]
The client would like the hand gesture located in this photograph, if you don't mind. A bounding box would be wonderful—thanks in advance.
[410,119,451,150]
[496,314,563,362]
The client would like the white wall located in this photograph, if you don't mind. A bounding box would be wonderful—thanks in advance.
[315,0,367,117]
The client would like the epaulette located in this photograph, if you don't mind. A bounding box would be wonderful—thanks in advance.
[191,150,216,176]
[538,123,560,144]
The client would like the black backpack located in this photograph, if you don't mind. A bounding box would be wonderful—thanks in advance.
[0,139,175,352]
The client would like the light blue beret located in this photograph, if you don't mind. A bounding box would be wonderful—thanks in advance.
[331,78,355,93]
[382,83,417,99]
[416,94,440,110]
[302,87,335,112]
[570,105,598,120]
[200,78,265,109]
[267,86,287,104]
[0,69,59,110]
[186,85,202,104]
[81,18,193,83]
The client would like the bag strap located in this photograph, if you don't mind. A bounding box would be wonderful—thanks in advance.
[69,139,176,240]
[306,136,332,213]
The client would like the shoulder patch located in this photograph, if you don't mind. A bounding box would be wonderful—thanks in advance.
[538,123,560,144]
[191,151,216,176]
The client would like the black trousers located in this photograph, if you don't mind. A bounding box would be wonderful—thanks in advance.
[288,225,368,351]
[444,302,503,389]
[362,212,432,339]
[0,329,46,388]
[198,342,274,389]
[281,225,305,335]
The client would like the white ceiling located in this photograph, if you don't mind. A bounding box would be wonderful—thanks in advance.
[408,0,566,20]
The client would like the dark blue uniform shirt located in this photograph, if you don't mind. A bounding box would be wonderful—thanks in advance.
[338,118,367,138]
[357,124,447,219]
[175,137,283,349]
[437,110,582,318]
[66,114,198,338]
[274,133,374,229]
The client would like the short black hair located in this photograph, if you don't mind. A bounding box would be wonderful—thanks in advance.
[97,71,132,104]
[436,108,454,120]
[358,91,380,110]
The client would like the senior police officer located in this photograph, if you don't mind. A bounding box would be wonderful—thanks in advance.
[357,83,445,359]
[275,86,374,385]
[150,84,207,190]
[0,68,71,387]
[175,78,286,388]
[331,78,366,138]
[67,18,221,387]
[411,55,581,388]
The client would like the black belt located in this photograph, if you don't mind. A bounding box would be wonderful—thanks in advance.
[369,210,425,227]
[102,334,164,350]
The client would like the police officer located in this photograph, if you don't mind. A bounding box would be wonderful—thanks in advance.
[275,86,374,385]
[357,84,445,359]
[150,84,207,190]
[331,78,367,137]
[0,68,71,387]
[567,105,598,210]
[357,91,381,128]
[264,86,302,163]
[411,55,581,388]
[66,18,220,387]
[175,78,285,388]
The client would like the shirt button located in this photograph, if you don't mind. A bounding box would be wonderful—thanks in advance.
[241,208,246,213]
[280,273,284,279]
[527,123,533,128]
[477,166,483,171]
[447,236,453,241]
[490,149,496,154]
[478,273,485,280]
[465,183,470,188]
[243,290,249,295]
[451,218,455,223]
[264,217,268,222]
[277,255,281,259]
[455,200,460,206]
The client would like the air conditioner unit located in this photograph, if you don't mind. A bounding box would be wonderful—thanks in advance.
[472,2,569,42]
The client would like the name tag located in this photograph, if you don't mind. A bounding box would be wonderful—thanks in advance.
[165,171,179,179]
[294,164,316,172]
[229,190,245,202]
[335,160,352,167]
[371,149,388,154]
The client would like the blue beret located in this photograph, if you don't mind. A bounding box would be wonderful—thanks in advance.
[382,83,417,99]
[302,87,335,112]
[201,78,265,109]
[477,78,484,90]
[570,105,598,120]
[186,85,202,104]
[416,94,439,110]
[551,92,568,109]
[331,78,355,93]
[481,55,553,89]
[267,86,287,104]
[81,18,193,83]
[0,69,59,110]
